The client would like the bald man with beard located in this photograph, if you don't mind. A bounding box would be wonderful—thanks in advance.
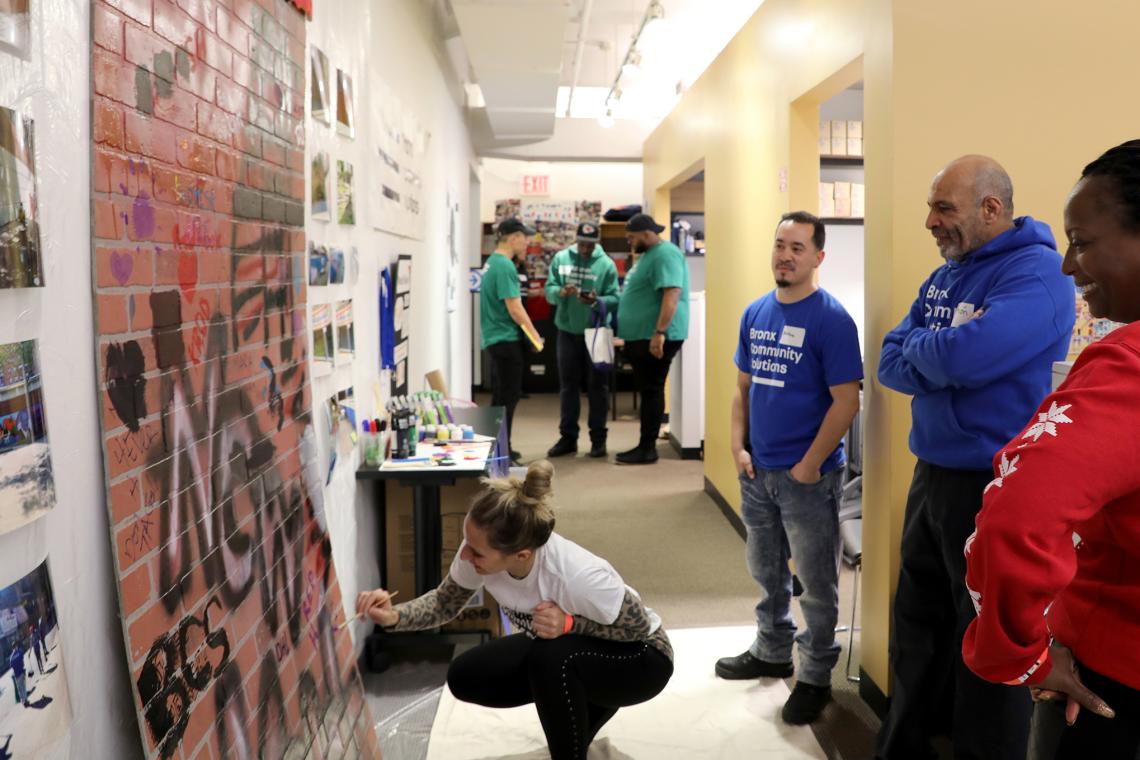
[873,156,1075,759]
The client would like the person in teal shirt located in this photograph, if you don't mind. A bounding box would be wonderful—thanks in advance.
[616,213,690,465]
[543,222,620,459]
[481,218,544,464]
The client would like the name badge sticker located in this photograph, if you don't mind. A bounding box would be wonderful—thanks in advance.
[779,325,806,348]
[950,302,976,328]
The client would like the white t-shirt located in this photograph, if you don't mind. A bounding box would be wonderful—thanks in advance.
[449,532,662,639]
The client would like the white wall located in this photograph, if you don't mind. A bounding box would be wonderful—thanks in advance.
[480,158,644,222]
[308,0,479,654]
[0,1,142,757]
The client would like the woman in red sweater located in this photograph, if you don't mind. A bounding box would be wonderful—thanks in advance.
[962,140,1140,758]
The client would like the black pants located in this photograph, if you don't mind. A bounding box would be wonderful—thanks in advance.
[1030,663,1140,759]
[556,330,608,443]
[623,339,683,449]
[488,340,523,450]
[447,633,673,760]
[875,460,1033,760]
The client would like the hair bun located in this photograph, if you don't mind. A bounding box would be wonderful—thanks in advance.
[521,459,554,501]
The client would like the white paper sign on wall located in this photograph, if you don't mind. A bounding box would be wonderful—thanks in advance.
[468,268,483,292]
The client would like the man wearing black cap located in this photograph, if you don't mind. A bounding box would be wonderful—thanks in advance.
[543,222,620,458]
[616,213,691,464]
[481,218,544,464]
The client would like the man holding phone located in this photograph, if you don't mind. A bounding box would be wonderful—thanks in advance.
[544,222,619,459]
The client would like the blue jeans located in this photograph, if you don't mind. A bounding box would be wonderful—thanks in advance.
[741,468,842,687]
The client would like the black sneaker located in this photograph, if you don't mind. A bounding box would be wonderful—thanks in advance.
[588,441,607,458]
[714,651,794,680]
[547,438,578,457]
[615,447,658,465]
[781,681,832,725]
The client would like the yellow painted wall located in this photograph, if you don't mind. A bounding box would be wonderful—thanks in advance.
[644,0,1140,692]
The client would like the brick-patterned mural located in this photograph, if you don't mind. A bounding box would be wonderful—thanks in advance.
[90,1,379,758]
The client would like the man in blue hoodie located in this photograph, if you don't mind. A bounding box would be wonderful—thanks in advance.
[874,156,1075,760]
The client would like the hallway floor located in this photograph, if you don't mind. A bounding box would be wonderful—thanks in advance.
[365,392,880,759]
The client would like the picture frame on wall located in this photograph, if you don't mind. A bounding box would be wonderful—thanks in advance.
[311,151,330,221]
[310,46,331,124]
[336,69,354,138]
[0,105,44,288]
[0,0,30,57]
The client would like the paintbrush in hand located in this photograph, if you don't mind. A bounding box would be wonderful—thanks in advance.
[337,590,399,630]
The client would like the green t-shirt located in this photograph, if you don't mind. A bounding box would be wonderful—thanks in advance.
[617,241,690,341]
[543,247,620,335]
[480,252,521,349]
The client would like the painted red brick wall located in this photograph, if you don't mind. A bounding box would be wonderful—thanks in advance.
[91,1,380,758]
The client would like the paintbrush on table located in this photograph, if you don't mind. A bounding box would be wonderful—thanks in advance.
[337,590,399,630]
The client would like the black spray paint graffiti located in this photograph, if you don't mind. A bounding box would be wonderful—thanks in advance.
[136,597,231,759]
[106,340,147,432]
[128,224,368,758]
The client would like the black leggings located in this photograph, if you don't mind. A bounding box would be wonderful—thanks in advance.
[446,633,673,760]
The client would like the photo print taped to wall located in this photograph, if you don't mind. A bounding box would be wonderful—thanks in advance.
[311,151,330,221]
[0,105,44,288]
[310,46,331,125]
[0,339,56,535]
[336,69,354,138]
[0,557,74,757]
[336,160,355,225]
[0,0,30,57]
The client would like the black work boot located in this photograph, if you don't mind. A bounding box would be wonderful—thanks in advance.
[714,651,794,680]
[547,438,577,457]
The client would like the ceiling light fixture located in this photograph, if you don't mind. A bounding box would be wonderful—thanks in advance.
[602,0,665,123]
[622,50,642,76]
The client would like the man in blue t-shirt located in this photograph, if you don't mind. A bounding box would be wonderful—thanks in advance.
[715,211,862,726]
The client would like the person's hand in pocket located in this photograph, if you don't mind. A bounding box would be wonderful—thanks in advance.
[735,449,755,479]
[790,460,822,485]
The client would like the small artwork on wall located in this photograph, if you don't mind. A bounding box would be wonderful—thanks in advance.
[336,160,355,225]
[309,243,329,286]
[0,0,30,56]
[0,558,73,757]
[312,304,334,363]
[336,69,354,138]
[310,46,331,125]
[328,248,345,285]
[0,106,43,289]
[0,340,55,536]
[336,300,355,356]
[311,151,330,221]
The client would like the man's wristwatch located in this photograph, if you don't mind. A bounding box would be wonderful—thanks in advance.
[654,330,666,336]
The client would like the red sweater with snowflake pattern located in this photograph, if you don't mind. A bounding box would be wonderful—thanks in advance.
[963,321,1140,689]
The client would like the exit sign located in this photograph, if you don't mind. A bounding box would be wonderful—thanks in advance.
[521,175,550,196]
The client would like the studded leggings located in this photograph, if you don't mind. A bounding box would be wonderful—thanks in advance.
[446,633,674,760]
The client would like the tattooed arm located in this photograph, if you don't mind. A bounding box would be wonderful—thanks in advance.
[386,575,478,632]
[568,588,654,642]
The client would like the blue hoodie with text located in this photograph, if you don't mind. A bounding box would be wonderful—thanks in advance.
[878,217,1075,470]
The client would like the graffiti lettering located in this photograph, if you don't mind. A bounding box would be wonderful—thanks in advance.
[136,597,230,758]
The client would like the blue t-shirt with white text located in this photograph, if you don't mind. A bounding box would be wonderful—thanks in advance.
[734,289,863,473]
